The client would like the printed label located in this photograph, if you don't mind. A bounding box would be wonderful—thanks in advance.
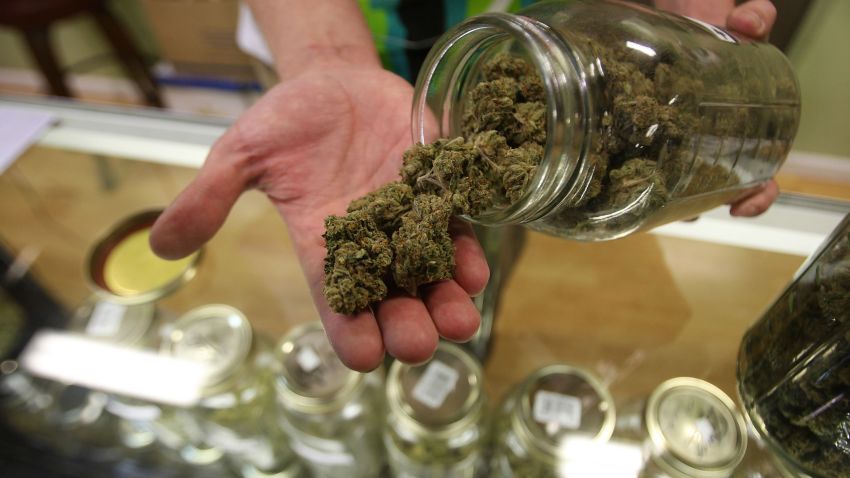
[685,16,738,43]
[296,346,322,373]
[533,390,582,430]
[412,360,459,409]
[86,301,127,337]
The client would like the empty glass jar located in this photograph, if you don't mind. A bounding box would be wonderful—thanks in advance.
[615,377,748,477]
[491,364,616,477]
[155,305,302,477]
[414,0,800,240]
[385,341,489,478]
[274,321,385,478]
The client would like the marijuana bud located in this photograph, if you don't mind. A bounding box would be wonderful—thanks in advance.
[347,181,415,232]
[323,210,393,315]
[391,194,455,295]
[323,53,546,314]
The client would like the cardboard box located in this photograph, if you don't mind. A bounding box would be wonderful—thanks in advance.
[140,0,252,66]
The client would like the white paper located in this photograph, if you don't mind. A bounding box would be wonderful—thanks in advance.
[296,346,322,373]
[0,107,55,175]
[412,360,459,409]
[533,390,582,430]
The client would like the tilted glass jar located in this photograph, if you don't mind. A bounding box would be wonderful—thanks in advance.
[738,213,850,478]
[615,377,748,478]
[413,0,800,240]
[385,341,488,478]
[491,364,616,477]
[155,305,303,477]
[274,321,385,478]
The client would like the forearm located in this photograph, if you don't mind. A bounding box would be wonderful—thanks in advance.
[653,0,735,24]
[245,0,381,81]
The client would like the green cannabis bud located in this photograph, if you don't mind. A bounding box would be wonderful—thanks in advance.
[391,195,455,295]
[323,210,393,315]
[323,53,546,314]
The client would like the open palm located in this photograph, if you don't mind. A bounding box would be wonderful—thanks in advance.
[150,66,489,371]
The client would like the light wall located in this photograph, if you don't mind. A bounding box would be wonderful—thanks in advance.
[786,0,850,158]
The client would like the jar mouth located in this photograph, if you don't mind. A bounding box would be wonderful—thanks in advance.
[412,13,590,225]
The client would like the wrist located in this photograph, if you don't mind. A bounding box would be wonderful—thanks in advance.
[276,43,382,80]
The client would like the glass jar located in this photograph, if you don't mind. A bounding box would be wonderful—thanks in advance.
[491,364,617,477]
[413,0,800,240]
[0,359,54,447]
[155,305,303,477]
[738,213,850,477]
[385,341,488,478]
[616,377,748,477]
[67,298,168,454]
[274,321,385,478]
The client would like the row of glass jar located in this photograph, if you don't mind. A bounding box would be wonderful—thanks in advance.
[1,297,783,478]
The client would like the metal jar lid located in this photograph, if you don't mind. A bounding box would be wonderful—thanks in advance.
[386,341,485,438]
[645,377,748,478]
[274,321,364,414]
[160,304,253,393]
[86,209,202,305]
[511,364,616,461]
[72,297,156,347]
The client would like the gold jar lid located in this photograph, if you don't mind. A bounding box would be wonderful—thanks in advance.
[511,364,616,461]
[645,377,747,478]
[72,298,156,347]
[86,209,201,305]
[274,321,364,413]
[160,304,253,392]
[386,341,485,437]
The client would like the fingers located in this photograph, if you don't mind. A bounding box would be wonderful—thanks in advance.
[374,294,439,364]
[449,220,490,296]
[422,281,481,343]
[727,0,777,41]
[730,180,779,217]
[319,308,387,372]
[150,143,256,259]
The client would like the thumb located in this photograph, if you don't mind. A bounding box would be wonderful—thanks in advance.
[150,144,255,260]
[727,0,777,41]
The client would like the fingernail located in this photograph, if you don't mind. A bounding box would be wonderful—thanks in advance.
[739,10,765,35]
[733,204,757,217]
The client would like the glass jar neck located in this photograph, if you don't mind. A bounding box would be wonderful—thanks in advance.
[412,12,593,225]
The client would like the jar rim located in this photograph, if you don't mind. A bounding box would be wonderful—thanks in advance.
[509,363,616,463]
[385,341,485,438]
[411,12,590,226]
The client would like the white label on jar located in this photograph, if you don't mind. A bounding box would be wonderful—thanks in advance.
[685,16,738,43]
[86,301,127,337]
[412,360,459,409]
[296,346,322,373]
[533,390,582,430]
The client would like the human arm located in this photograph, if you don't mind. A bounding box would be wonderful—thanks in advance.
[149,1,489,372]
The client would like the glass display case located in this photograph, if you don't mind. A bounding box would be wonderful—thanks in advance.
[1,94,848,477]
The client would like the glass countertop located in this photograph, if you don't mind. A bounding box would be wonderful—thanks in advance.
[1,95,849,477]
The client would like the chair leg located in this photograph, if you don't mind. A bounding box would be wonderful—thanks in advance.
[22,27,72,98]
[90,2,164,107]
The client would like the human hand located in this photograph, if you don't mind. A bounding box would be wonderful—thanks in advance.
[150,66,488,371]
